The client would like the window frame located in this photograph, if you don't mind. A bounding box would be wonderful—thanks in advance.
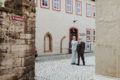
[93,29,96,42]
[93,5,96,18]
[35,0,38,7]
[76,0,82,16]
[40,0,50,9]
[86,3,91,18]
[65,0,73,14]
[86,28,92,42]
[52,0,61,11]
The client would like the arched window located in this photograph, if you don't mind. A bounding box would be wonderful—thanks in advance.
[44,32,53,53]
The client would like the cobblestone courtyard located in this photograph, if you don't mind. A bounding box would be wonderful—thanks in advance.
[35,53,95,80]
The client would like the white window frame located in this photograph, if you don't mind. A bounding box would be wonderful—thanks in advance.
[76,0,82,16]
[86,3,91,17]
[93,6,96,18]
[41,0,50,9]
[93,29,96,42]
[66,0,73,13]
[53,0,60,11]
[86,29,91,42]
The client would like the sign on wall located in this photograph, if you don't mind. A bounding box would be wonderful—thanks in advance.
[79,33,86,36]
[12,16,24,22]
[87,44,90,48]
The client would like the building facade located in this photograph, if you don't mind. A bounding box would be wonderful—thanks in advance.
[36,0,95,55]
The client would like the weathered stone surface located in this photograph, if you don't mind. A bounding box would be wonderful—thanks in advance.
[22,56,35,67]
[96,0,120,78]
[0,0,35,80]
[0,74,17,80]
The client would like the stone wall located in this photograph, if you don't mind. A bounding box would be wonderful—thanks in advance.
[96,0,120,78]
[0,0,36,80]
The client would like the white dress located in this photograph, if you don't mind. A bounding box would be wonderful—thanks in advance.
[71,40,78,51]
[71,40,78,63]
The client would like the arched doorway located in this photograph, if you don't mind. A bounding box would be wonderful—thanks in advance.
[60,36,66,53]
[44,32,53,53]
[69,27,79,53]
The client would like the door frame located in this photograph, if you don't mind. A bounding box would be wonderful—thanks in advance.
[69,27,79,53]
[44,32,53,53]
[69,27,79,42]
[60,36,66,53]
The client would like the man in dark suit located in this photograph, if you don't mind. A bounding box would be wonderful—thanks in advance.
[77,39,85,66]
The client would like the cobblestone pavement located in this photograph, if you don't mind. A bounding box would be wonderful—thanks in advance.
[35,53,95,80]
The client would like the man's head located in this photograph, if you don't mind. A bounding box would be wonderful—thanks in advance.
[72,36,76,40]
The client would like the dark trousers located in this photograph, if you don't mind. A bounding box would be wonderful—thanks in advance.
[78,53,85,65]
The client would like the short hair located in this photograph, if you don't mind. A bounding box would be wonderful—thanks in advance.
[73,36,76,38]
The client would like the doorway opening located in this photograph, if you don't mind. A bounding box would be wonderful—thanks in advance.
[60,36,66,53]
[69,27,79,53]
[44,32,53,53]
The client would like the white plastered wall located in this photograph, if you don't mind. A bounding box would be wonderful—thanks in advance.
[36,0,95,55]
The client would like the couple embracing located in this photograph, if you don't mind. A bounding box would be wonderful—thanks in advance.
[71,36,85,66]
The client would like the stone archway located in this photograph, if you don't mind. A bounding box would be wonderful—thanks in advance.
[60,36,66,53]
[44,32,53,53]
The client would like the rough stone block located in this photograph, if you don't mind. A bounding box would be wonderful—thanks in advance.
[25,34,32,39]
[15,58,22,67]
[1,58,13,67]
[0,74,17,80]
[22,56,35,67]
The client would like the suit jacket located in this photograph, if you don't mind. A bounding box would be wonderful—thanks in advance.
[77,42,85,54]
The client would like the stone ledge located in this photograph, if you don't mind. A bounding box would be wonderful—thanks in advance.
[89,75,120,80]
[0,7,23,16]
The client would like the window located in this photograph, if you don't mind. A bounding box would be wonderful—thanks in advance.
[29,0,37,7]
[53,0,61,11]
[93,6,96,18]
[40,0,50,9]
[86,29,91,42]
[93,29,95,42]
[36,0,38,7]
[66,0,73,14]
[76,0,82,16]
[86,3,91,17]
[29,0,35,2]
